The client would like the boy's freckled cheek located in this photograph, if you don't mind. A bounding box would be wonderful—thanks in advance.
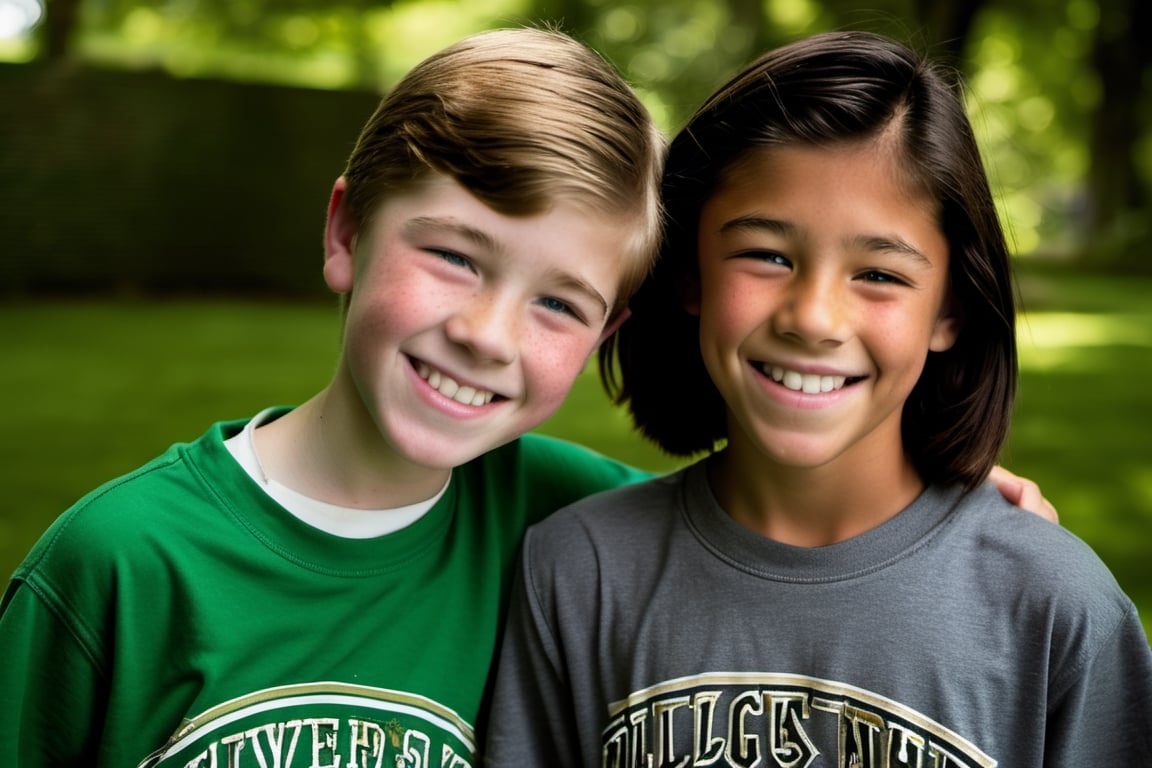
[527,338,599,399]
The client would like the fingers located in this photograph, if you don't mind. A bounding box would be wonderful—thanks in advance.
[988,465,1059,524]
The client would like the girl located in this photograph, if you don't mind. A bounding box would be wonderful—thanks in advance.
[485,31,1152,766]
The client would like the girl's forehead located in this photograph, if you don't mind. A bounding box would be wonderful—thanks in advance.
[700,142,949,267]
[711,142,934,213]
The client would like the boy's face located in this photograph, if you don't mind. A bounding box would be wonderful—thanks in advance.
[690,142,959,476]
[324,174,630,472]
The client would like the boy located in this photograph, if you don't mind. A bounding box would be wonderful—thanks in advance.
[0,27,663,767]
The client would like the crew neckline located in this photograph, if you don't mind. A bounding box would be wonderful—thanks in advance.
[680,458,965,584]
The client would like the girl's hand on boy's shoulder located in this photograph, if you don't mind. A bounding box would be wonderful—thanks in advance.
[989,465,1059,523]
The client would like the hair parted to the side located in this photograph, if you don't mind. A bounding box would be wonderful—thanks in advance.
[340,27,665,319]
[602,30,1017,489]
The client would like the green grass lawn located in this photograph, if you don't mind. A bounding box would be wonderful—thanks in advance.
[1,265,1149,635]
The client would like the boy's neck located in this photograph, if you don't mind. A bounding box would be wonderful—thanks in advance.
[708,445,925,548]
[254,383,452,510]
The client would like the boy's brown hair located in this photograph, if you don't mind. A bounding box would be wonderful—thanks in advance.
[340,27,665,320]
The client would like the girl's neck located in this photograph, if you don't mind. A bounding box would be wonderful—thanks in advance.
[708,443,925,548]
[254,372,451,510]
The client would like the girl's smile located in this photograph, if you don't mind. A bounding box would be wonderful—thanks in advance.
[752,360,864,410]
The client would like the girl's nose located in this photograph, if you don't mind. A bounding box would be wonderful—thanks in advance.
[444,292,520,363]
[773,274,849,346]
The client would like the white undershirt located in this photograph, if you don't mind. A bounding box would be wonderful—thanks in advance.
[224,408,447,539]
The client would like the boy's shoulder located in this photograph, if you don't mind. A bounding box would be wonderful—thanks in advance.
[470,432,652,498]
[13,420,244,586]
[501,432,645,471]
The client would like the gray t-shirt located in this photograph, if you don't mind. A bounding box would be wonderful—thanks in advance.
[486,458,1152,767]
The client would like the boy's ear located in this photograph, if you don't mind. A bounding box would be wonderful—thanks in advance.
[323,176,356,294]
[929,296,964,352]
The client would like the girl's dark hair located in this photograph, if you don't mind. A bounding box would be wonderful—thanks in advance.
[601,30,1017,488]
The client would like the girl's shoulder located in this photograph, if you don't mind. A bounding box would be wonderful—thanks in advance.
[949,481,1134,621]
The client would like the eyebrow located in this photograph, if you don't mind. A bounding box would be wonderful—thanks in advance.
[848,234,935,269]
[404,216,611,319]
[546,270,611,319]
[718,215,796,238]
[404,216,498,252]
[718,215,935,269]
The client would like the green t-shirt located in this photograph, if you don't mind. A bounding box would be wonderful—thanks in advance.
[0,414,649,767]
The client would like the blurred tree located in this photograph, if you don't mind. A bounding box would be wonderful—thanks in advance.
[1085,0,1151,270]
[535,0,595,37]
[912,0,986,52]
[40,0,82,62]
[912,0,988,63]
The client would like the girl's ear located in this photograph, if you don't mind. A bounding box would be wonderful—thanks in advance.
[323,176,356,294]
[929,297,964,352]
[682,274,702,317]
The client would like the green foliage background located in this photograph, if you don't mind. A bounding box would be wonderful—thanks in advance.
[5,0,1148,267]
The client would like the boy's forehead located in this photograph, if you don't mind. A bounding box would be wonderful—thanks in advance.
[385,173,634,245]
[401,216,499,252]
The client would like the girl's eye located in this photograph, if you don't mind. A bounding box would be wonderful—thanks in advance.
[857,270,907,285]
[765,252,791,267]
[737,250,791,268]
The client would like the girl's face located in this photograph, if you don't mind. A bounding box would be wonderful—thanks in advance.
[691,141,960,477]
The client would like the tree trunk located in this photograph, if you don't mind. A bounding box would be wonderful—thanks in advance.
[1084,0,1152,269]
[913,0,987,67]
[39,0,83,63]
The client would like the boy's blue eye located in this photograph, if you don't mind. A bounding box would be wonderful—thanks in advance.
[434,250,474,270]
[539,296,581,321]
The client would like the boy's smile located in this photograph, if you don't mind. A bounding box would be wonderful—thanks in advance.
[693,140,959,486]
[413,360,500,407]
[316,173,630,495]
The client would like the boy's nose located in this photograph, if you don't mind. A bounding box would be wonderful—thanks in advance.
[445,293,520,363]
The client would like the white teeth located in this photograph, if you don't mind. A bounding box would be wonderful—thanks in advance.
[769,365,847,393]
[415,362,495,406]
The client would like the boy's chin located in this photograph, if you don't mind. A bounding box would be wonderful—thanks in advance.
[391,426,530,471]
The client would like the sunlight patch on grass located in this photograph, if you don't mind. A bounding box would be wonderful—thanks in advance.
[1017,311,1152,371]
[1019,311,1152,348]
